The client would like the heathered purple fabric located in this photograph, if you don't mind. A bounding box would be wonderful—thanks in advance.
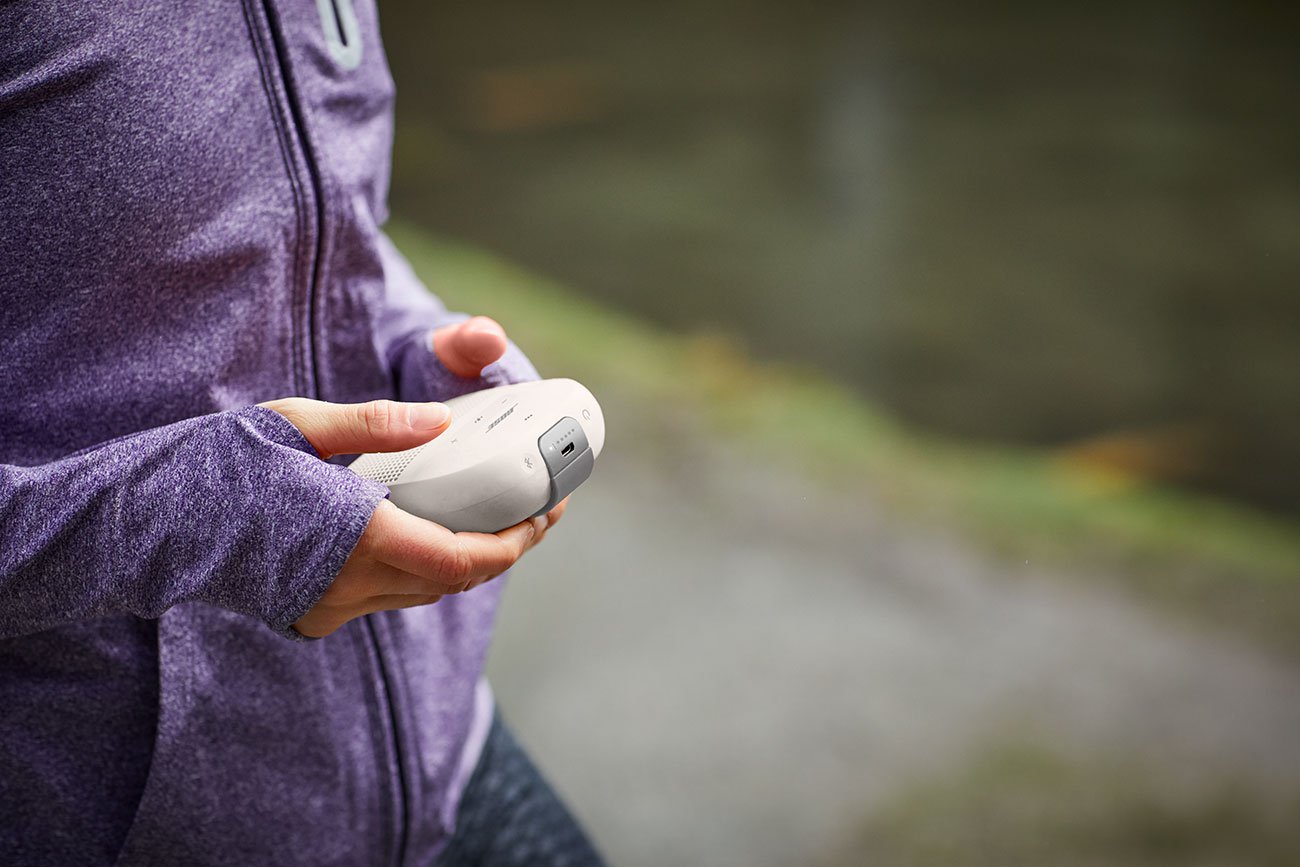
[0,2,537,864]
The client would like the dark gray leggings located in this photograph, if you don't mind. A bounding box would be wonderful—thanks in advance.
[435,714,607,867]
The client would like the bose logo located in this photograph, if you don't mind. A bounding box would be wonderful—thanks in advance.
[486,404,518,433]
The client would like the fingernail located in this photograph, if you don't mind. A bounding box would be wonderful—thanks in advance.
[533,515,549,533]
[408,403,451,429]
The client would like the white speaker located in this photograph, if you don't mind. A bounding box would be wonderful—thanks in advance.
[349,378,605,533]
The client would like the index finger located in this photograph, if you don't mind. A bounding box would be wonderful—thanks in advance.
[366,502,537,590]
[432,316,508,378]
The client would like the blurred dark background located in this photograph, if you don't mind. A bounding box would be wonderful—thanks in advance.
[384,0,1300,513]
[377,3,1300,866]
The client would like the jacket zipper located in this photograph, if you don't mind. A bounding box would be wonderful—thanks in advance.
[256,0,325,400]
[244,3,410,864]
[363,617,410,867]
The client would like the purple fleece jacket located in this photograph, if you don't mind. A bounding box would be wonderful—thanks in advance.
[0,2,538,864]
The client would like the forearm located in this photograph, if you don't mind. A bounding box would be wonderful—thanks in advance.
[0,407,386,639]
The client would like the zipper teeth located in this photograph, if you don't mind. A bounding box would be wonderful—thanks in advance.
[364,617,411,866]
[238,0,311,397]
[257,0,326,401]
[250,3,410,864]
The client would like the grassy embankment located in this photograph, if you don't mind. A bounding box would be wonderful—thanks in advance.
[389,222,1300,655]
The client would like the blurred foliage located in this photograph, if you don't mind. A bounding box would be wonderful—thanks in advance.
[389,222,1300,654]
[384,0,1300,513]
[817,741,1300,867]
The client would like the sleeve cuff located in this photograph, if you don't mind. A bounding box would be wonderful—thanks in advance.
[391,329,541,405]
[231,407,391,641]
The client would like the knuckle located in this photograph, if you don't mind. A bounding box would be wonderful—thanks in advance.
[500,537,526,570]
[360,400,398,438]
[432,540,475,586]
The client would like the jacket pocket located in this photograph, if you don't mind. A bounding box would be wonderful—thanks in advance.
[115,605,395,866]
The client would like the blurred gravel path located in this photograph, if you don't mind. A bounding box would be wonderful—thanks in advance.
[486,410,1300,867]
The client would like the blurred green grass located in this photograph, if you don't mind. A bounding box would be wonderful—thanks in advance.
[389,222,1300,653]
[815,741,1300,867]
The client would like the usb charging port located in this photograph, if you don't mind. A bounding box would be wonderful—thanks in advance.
[561,442,576,457]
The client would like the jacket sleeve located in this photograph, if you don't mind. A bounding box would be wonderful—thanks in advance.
[374,232,541,404]
[0,406,388,640]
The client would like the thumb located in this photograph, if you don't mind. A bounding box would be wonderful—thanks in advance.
[260,398,451,459]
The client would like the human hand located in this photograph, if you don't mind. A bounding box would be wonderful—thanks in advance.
[260,396,567,638]
[432,315,510,378]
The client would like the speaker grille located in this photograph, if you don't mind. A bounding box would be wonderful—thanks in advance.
[350,444,426,486]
